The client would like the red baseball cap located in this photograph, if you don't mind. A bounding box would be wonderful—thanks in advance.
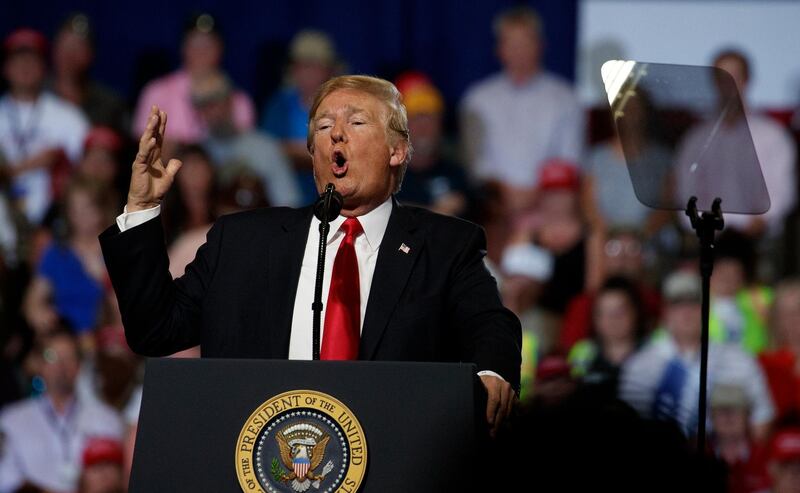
[395,71,444,116]
[537,158,580,191]
[536,355,571,381]
[770,428,800,463]
[84,126,123,153]
[4,28,48,57]
[82,437,124,467]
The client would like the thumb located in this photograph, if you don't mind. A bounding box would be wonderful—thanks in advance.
[165,158,183,178]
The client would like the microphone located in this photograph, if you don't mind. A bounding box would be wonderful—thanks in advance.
[314,184,343,222]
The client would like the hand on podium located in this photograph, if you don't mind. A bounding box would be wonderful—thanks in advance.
[127,105,183,212]
[480,374,515,438]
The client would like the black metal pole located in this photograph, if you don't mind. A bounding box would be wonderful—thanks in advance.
[312,220,330,360]
[312,185,336,360]
[697,248,713,454]
[685,197,723,455]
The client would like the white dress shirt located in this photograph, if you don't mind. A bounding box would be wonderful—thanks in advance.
[0,93,89,223]
[288,198,392,359]
[115,200,503,379]
[460,72,584,187]
[619,336,774,434]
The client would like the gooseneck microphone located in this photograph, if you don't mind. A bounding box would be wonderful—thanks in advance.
[311,184,343,360]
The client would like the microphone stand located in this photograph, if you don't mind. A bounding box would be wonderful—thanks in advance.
[312,184,341,360]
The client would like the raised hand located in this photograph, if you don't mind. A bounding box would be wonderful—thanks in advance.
[127,105,183,212]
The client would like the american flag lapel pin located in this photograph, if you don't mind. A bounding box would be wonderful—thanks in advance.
[399,243,411,254]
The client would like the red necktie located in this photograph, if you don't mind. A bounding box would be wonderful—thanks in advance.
[321,217,363,360]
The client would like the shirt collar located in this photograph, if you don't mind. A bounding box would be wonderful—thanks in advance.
[318,197,393,252]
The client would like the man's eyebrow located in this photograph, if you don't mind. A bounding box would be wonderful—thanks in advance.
[315,105,368,121]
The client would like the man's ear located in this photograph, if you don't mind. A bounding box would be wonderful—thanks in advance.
[388,139,409,168]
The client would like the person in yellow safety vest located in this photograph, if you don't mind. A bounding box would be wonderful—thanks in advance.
[709,230,772,355]
[519,329,538,401]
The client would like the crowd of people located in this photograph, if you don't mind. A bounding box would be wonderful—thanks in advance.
[0,6,799,493]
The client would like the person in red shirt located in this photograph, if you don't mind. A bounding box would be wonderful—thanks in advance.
[759,279,800,421]
[709,383,770,493]
[767,427,800,493]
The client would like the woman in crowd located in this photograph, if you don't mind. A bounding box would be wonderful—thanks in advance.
[568,276,648,396]
[161,144,216,251]
[22,176,116,351]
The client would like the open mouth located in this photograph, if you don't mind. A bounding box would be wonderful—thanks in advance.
[331,150,348,176]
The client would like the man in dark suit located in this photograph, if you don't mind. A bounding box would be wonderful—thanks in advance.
[100,75,520,435]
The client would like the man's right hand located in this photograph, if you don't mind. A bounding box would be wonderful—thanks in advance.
[127,105,182,212]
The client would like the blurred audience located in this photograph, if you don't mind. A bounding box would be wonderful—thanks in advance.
[49,14,128,134]
[0,329,122,493]
[76,127,125,205]
[767,427,800,493]
[460,6,583,212]
[161,144,216,249]
[394,71,471,217]
[132,13,255,146]
[261,29,339,205]
[22,177,116,352]
[581,90,671,234]
[709,230,771,355]
[77,438,125,493]
[560,227,662,352]
[709,384,770,493]
[568,276,647,398]
[0,28,89,224]
[619,270,774,439]
[193,71,300,208]
[0,8,799,490]
[675,49,796,282]
[759,278,800,423]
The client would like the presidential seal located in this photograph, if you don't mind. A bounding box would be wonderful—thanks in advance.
[235,390,367,493]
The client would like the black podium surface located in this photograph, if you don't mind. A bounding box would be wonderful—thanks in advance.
[130,359,481,492]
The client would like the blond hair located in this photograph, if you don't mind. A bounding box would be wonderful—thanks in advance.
[307,75,412,192]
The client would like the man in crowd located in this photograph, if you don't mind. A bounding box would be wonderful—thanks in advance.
[132,13,255,145]
[192,71,301,207]
[0,28,89,224]
[708,384,770,493]
[619,270,773,439]
[460,6,583,211]
[394,71,471,217]
[767,427,800,493]
[49,14,128,133]
[101,75,520,436]
[77,437,125,493]
[0,328,123,493]
[675,49,796,278]
[261,29,340,205]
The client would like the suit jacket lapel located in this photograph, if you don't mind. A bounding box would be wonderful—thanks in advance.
[267,206,313,358]
[360,200,422,359]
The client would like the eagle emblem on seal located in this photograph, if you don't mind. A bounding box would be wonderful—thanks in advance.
[273,422,335,492]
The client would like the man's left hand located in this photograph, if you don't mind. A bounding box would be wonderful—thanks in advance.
[480,374,515,438]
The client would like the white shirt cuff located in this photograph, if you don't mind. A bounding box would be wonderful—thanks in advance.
[116,204,161,232]
[477,370,505,381]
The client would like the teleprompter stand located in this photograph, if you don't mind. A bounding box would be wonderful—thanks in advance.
[685,196,724,454]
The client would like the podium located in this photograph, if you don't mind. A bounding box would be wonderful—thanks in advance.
[129,359,484,492]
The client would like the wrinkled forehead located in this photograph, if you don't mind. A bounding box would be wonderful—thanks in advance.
[314,89,388,121]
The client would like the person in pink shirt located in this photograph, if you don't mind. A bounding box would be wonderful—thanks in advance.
[132,13,254,145]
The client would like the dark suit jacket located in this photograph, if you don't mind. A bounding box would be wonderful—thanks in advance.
[100,200,521,390]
